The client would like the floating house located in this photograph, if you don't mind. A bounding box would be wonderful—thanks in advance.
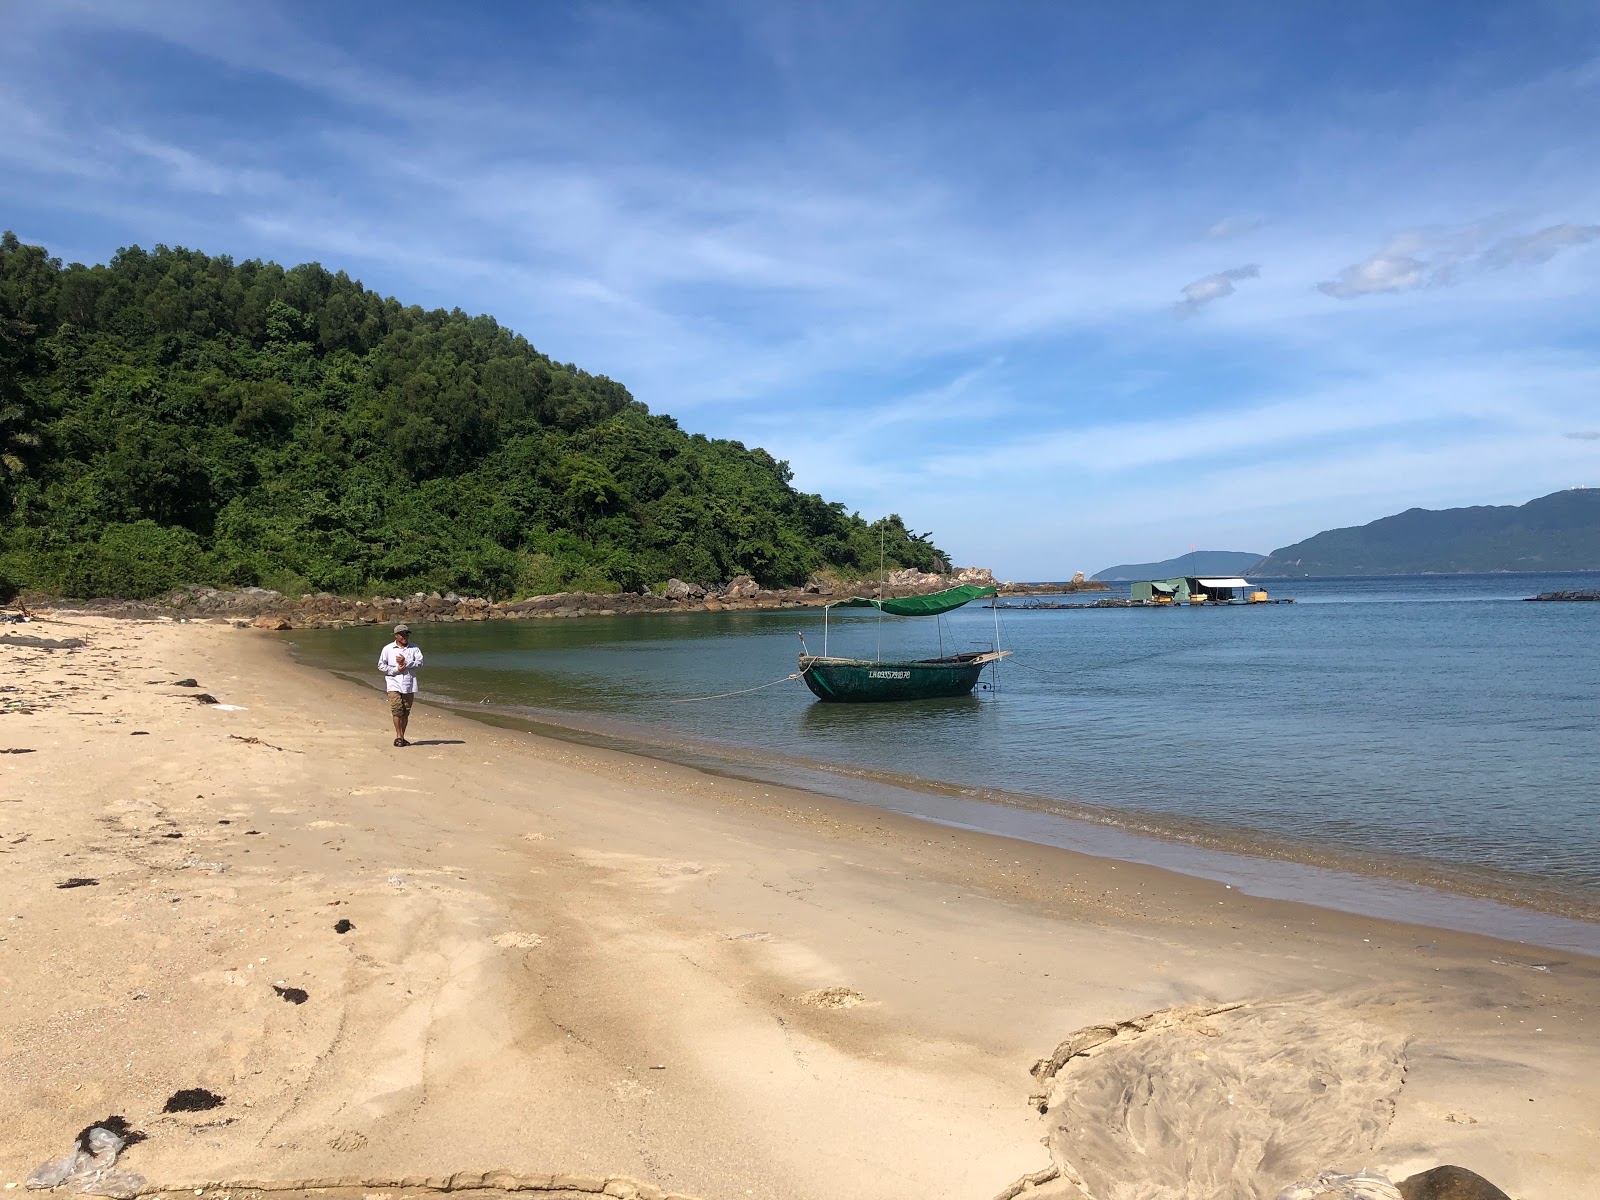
[1129,576,1268,604]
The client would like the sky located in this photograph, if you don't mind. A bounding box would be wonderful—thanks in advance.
[3,1,1598,578]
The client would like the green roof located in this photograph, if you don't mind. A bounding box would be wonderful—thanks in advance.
[829,583,998,617]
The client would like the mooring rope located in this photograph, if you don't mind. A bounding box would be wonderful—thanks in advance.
[671,671,803,703]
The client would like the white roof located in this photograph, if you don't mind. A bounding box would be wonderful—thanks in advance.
[1196,577,1252,588]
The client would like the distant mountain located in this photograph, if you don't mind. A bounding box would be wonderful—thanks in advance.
[1093,551,1265,581]
[1253,489,1600,576]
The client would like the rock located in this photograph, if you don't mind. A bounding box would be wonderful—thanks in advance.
[664,578,705,600]
[885,567,942,588]
[951,566,998,586]
[1395,1166,1512,1200]
[721,575,760,599]
[1070,570,1087,584]
[250,616,292,630]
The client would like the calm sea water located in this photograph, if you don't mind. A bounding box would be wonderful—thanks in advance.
[291,573,1600,918]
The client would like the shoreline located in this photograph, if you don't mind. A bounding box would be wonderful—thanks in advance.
[299,648,1600,951]
[5,616,1599,1199]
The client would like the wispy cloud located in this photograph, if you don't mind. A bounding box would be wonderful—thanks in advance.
[1173,264,1260,316]
[1205,215,1265,239]
[4,2,1600,573]
[1483,223,1600,269]
[1566,430,1600,440]
[1319,222,1598,299]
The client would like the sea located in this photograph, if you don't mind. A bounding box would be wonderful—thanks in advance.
[289,572,1600,954]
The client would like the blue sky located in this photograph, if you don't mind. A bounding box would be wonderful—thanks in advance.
[4,1,1598,577]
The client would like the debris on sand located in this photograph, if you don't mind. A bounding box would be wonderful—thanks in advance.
[272,984,309,1005]
[334,919,354,934]
[229,734,298,752]
[162,1088,225,1114]
[27,1120,146,1199]
[1,635,85,650]
[1276,1170,1400,1199]
[56,877,99,889]
[192,693,220,705]
[491,931,543,949]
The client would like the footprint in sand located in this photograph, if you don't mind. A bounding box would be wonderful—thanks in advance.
[491,932,544,949]
[796,986,866,1009]
[327,1129,367,1152]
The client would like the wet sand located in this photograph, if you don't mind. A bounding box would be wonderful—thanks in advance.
[2,616,1597,1200]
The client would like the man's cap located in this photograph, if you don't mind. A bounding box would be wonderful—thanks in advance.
[393,623,411,634]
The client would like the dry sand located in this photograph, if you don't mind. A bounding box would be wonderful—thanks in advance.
[1,616,1596,1200]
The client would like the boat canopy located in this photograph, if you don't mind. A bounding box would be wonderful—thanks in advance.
[829,583,998,617]
[1196,577,1251,589]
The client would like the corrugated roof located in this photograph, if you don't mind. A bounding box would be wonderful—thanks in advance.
[1196,577,1252,588]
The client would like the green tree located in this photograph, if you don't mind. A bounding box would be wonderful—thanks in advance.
[0,232,952,599]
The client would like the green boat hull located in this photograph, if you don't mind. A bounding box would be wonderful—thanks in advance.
[798,652,1006,703]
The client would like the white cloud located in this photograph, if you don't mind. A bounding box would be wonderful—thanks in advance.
[1173,264,1260,316]
[1317,250,1432,298]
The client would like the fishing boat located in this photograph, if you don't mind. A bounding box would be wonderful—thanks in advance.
[798,583,1010,702]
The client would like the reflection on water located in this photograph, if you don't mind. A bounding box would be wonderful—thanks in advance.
[291,573,1600,901]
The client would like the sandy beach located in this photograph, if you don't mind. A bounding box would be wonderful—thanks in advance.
[3,616,1597,1200]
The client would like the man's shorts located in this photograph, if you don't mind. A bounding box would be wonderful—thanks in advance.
[388,690,415,717]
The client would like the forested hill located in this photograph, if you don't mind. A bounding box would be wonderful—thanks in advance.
[0,233,946,600]
[1093,550,1264,581]
[1253,489,1600,576]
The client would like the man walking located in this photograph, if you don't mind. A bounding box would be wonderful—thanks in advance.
[378,623,423,747]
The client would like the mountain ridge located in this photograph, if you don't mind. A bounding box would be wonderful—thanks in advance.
[1252,489,1600,576]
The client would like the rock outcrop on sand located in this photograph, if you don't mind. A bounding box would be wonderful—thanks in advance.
[1005,997,1409,1200]
[1394,1165,1512,1200]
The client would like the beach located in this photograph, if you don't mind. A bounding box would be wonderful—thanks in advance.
[3,617,1598,1200]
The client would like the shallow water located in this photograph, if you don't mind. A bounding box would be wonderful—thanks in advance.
[292,573,1600,926]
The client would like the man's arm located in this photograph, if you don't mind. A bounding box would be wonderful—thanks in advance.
[408,647,423,669]
[378,647,396,675]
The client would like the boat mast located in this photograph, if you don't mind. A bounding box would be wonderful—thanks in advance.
[876,529,885,663]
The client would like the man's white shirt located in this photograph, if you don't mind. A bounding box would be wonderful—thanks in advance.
[378,643,423,693]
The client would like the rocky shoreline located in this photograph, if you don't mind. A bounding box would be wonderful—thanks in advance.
[17,569,1108,631]
[1524,589,1600,601]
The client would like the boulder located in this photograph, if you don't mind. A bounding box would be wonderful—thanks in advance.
[885,567,942,588]
[721,575,761,600]
[1395,1166,1512,1200]
[251,616,292,630]
[664,579,705,600]
[951,566,998,587]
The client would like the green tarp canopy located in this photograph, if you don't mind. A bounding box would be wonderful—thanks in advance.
[828,584,998,617]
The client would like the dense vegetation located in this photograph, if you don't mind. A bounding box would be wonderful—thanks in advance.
[0,233,947,600]
[1253,489,1600,575]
